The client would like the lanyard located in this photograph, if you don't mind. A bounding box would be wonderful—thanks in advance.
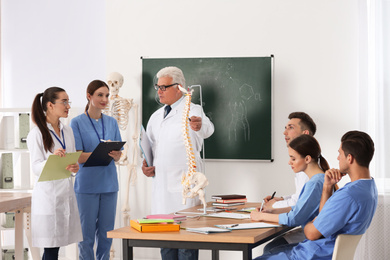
[49,129,66,150]
[86,110,104,143]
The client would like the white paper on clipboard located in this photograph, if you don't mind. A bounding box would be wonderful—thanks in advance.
[139,126,153,166]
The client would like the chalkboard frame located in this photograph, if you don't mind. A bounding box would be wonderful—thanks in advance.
[141,56,274,161]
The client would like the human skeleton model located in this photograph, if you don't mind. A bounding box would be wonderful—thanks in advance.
[179,86,209,214]
[104,72,135,131]
[103,72,139,225]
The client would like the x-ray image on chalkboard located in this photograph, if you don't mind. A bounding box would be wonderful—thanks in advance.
[142,56,273,161]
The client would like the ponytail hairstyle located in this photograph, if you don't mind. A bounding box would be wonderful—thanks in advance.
[31,87,66,152]
[289,135,330,172]
[85,80,109,111]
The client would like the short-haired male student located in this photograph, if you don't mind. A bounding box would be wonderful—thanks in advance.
[264,112,317,209]
[254,130,378,260]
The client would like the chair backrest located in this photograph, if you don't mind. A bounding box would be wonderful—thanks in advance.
[332,234,363,260]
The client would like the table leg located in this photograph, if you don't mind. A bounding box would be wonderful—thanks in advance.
[14,209,23,260]
[212,249,219,260]
[24,212,40,260]
[122,239,133,260]
[242,246,252,260]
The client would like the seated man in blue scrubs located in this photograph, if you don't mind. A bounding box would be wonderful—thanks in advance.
[254,130,378,260]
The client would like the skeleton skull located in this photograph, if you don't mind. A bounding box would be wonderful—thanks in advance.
[107,72,124,96]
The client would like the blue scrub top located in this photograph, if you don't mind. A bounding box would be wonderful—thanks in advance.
[279,173,325,228]
[290,178,378,260]
[70,113,122,193]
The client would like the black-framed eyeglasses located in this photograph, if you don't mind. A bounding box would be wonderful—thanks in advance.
[54,100,72,106]
[154,83,179,91]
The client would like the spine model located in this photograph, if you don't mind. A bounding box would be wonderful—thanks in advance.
[179,86,196,204]
[178,86,209,212]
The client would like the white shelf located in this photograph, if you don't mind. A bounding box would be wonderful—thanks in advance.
[0,149,29,153]
[0,226,15,231]
[0,108,30,113]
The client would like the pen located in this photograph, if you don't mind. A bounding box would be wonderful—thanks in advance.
[230,224,239,228]
[260,199,265,212]
[270,191,276,200]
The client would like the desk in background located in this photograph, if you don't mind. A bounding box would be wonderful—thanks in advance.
[108,203,291,260]
[0,192,31,260]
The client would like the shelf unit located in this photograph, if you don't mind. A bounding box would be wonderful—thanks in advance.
[0,108,32,190]
[0,108,35,259]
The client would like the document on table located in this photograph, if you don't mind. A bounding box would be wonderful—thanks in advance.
[197,207,224,212]
[185,227,232,234]
[39,151,82,182]
[237,207,257,213]
[215,222,282,230]
[139,126,153,166]
[205,212,251,219]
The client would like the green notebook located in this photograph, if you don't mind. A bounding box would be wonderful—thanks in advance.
[137,219,174,224]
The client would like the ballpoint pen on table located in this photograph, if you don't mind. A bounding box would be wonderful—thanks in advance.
[230,224,239,228]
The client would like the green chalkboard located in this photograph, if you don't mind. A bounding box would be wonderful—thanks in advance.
[142,56,273,160]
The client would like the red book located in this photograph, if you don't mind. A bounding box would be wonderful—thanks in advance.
[215,198,247,204]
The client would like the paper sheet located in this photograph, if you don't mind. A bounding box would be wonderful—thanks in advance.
[39,151,82,182]
[205,212,251,219]
[237,207,257,213]
[185,227,231,234]
[215,222,281,230]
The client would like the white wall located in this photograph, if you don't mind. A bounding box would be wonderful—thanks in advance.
[1,0,361,259]
[1,0,106,108]
[106,0,360,259]
[1,0,107,259]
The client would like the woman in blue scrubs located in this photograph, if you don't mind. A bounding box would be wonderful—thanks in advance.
[70,80,122,260]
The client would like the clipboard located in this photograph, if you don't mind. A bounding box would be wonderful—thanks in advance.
[83,141,126,167]
[39,151,82,182]
[139,126,153,166]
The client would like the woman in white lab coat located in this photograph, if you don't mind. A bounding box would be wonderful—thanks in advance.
[27,87,82,260]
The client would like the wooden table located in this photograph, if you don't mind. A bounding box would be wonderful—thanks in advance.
[0,192,32,260]
[108,203,291,260]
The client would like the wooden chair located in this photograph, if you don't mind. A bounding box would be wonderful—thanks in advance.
[332,234,363,260]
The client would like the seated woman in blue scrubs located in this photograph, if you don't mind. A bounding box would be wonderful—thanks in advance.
[251,135,329,253]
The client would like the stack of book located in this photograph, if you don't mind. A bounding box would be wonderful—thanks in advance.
[130,219,180,232]
[146,214,187,223]
[211,194,247,208]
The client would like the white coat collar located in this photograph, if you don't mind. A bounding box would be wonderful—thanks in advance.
[46,120,64,131]
[163,96,185,119]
